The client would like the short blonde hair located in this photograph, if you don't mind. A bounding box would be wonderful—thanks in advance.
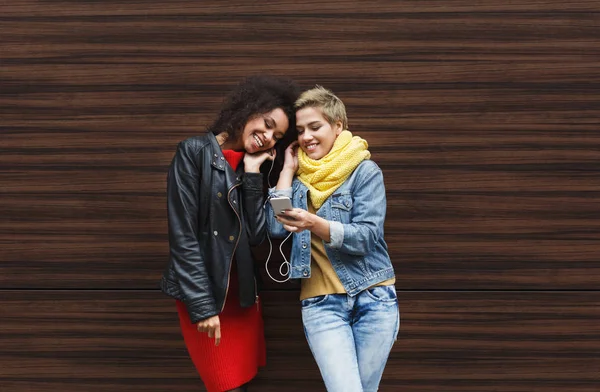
[295,86,348,129]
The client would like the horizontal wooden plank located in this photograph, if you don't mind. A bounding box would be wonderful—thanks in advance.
[3,63,600,86]
[0,290,598,391]
[3,0,599,18]
[3,166,599,194]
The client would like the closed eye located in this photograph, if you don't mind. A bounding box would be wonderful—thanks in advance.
[265,119,275,129]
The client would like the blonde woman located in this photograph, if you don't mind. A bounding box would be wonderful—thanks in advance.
[266,86,399,392]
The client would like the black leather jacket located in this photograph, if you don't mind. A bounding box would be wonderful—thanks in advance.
[159,132,266,324]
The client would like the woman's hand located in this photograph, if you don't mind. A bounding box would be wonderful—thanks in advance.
[276,207,332,242]
[275,207,315,233]
[244,149,274,173]
[196,315,221,346]
[275,142,298,189]
[282,142,299,173]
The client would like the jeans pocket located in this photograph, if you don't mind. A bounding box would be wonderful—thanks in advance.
[300,294,329,309]
[364,285,397,303]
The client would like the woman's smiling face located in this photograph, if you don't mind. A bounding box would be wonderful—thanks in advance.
[241,108,288,153]
[296,107,343,160]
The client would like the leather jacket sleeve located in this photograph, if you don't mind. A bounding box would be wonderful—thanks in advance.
[167,140,218,322]
[241,172,267,246]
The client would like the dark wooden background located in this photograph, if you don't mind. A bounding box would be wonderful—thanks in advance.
[2,1,599,391]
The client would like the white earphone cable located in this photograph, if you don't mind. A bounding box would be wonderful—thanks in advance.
[263,150,292,283]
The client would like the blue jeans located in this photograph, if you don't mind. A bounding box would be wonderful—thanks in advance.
[301,285,400,392]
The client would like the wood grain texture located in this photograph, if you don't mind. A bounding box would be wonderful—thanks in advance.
[2,0,599,289]
[1,2,600,390]
[0,290,598,392]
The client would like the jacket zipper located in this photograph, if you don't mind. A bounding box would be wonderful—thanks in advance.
[254,274,259,311]
[221,181,242,312]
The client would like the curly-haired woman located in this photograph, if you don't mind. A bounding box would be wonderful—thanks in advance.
[160,75,299,392]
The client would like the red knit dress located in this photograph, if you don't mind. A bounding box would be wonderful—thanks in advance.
[176,149,266,392]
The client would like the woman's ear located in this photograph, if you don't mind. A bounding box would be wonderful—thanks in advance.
[334,120,344,135]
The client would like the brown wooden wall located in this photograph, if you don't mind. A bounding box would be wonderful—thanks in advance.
[2,1,599,391]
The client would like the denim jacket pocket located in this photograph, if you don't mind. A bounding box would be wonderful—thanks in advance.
[331,192,353,211]
[331,192,353,223]
[300,294,329,309]
[365,285,397,302]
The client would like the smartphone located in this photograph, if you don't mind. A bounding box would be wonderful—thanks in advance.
[269,196,293,215]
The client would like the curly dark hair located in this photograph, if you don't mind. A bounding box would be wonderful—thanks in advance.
[209,75,298,139]
[208,75,300,185]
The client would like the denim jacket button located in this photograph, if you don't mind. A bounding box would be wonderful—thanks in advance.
[303,270,308,277]
[302,243,307,249]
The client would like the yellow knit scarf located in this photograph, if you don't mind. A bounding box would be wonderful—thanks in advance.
[297,130,371,209]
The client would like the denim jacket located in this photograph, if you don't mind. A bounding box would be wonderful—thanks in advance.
[266,159,395,296]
